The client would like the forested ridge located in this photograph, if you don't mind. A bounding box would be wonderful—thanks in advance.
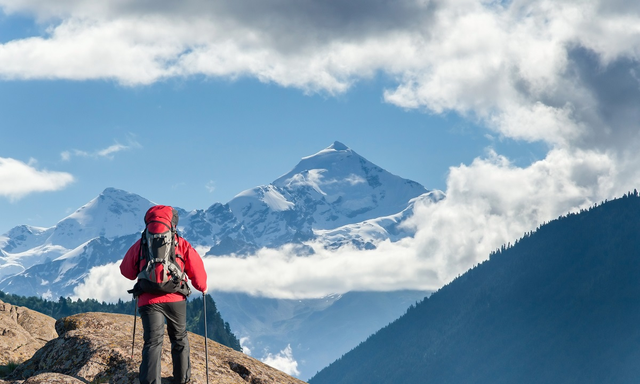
[311,191,640,384]
[0,290,242,351]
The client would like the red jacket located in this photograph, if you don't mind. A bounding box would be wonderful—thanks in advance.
[120,236,208,307]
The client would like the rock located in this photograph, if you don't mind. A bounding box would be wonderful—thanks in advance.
[22,372,86,383]
[0,299,57,366]
[6,312,308,384]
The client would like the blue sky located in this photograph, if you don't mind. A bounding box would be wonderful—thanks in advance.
[1,0,640,296]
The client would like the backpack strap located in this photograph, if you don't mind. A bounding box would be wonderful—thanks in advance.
[136,230,145,273]
[145,220,173,232]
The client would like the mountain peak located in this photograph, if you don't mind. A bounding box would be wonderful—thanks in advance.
[328,141,349,151]
[266,142,429,230]
[101,187,127,197]
[301,141,353,161]
[46,188,153,248]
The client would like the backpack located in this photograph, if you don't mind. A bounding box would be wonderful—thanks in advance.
[130,205,191,298]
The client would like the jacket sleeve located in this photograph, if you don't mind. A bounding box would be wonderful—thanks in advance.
[120,240,142,280]
[180,238,208,293]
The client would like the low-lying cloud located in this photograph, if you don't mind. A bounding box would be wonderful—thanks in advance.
[261,345,300,377]
[199,147,631,299]
[73,262,135,302]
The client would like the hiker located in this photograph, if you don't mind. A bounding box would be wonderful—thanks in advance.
[120,205,208,384]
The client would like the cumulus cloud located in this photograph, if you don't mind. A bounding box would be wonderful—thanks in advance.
[0,1,637,152]
[240,337,253,356]
[0,1,638,144]
[0,157,74,201]
[73,262,134,302]
[261,345,300,377]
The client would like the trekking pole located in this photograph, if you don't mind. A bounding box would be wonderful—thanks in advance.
[203,292,209,384]
[131,296,138,360]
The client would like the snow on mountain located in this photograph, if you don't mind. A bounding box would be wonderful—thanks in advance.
[0,243,69,280]
[205,141,432,254]
[0,225,53,253]
[272,141,428,228]
[0,233,139,299]
[315,190,445,249]
[0,225,61,279]
[0,188,154,280]
[46,187,153,248]
[225,185,296,248]
[234,185,295,213]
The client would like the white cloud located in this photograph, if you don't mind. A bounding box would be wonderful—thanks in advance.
[239,337,253,356]
[0,157,74,200]
[61,138,140,161]
[0,1,637,148]
[97,143,129,157]
[205,180,216,193]
[344,174,366,186]
[203,241,437,299]
[60,151,71,161]
[261,345,300,377]
[72,261,135,302]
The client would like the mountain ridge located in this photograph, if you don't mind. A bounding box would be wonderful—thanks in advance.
[0,142,440,289]
[310,192,640,384]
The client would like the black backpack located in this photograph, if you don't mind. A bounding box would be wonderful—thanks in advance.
[129,205,191,297]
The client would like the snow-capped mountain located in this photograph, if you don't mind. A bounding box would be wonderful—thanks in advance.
[273,141,427,228]
[0,141,441,379]
[0,188,153,280]
[46,187,153,249]
[1,142,440,294]
[0,234,139,300]
[0,225,57,278]
[197,141,437,254]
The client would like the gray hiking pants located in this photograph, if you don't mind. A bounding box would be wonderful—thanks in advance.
[139,300,191,384]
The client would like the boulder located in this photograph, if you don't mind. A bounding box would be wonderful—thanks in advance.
[0,299,57,366]
[7,312,307,384]
[22,373,85,383]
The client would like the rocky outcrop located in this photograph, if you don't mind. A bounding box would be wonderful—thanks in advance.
[5,312,307,384]
[15,373,85,383]
[0,299,57,366]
